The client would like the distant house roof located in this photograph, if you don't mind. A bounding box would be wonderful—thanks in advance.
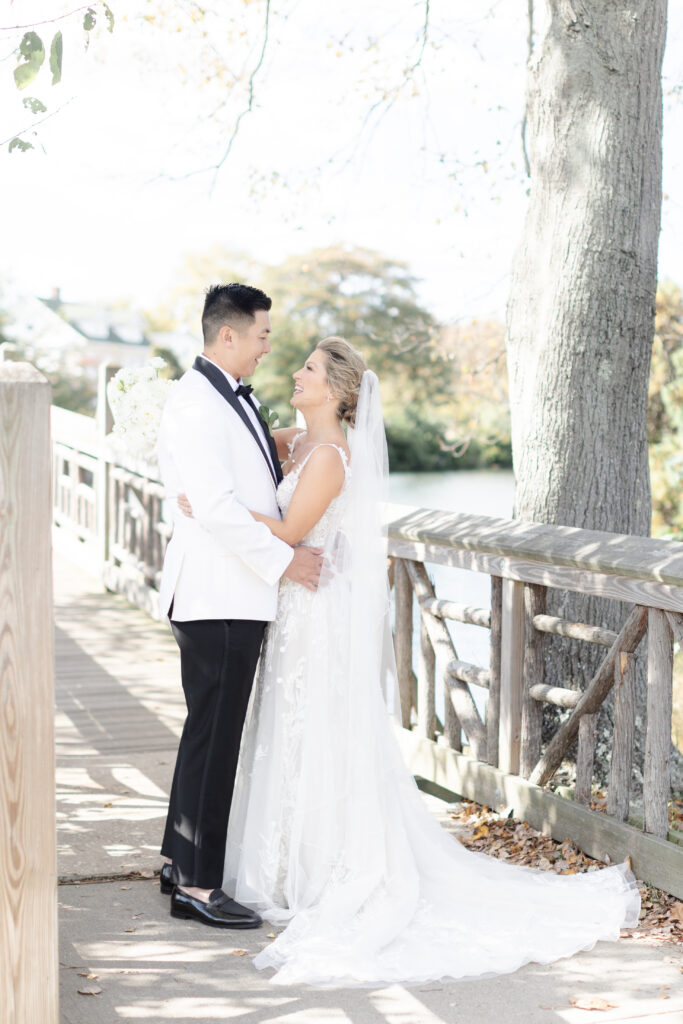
[41,292,149,346]
[2,290,87,352]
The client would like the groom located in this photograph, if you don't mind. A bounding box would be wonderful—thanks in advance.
[156,283,322,928]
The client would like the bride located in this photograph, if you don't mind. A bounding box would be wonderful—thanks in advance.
[183,336,640,987]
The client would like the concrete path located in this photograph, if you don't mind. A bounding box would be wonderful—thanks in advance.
[54,551,683,1024]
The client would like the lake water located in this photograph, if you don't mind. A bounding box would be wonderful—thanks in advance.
[387,469,515,718]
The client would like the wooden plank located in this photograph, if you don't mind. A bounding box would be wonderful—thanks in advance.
[393,559,415,728]
[387,537,683,613]
[528,606,649,787]
[394,727,683,899]
[403,560,487,759]
[443,683,462,751]
[51,404,99,452]
[487,575,502,767]
[644,609,673,838]
[529,683,581,709]
[575,714,597,804]
[95,364,117,574]
[521,584,545,778]
[608,653,636,821]
[532,614,617,647]
[664,609,683,647]
[0,364,58,1023]
[499,579,525,775]
[419,597,491,628]
[417,616,436,740]
[446,659,490,688]
[386,504,683,589]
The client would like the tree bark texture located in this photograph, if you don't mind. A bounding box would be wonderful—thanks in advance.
[506,1,671,787]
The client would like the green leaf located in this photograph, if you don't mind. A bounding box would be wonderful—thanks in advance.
[50,32,63,85]
[103,3,115,33]
[19,31,43,60]
[14,60,41,90]
[258,404,280,429]
[83,8,96,31]
[14,32,45,91]
[22,96,47,114]
[8,138,34,153]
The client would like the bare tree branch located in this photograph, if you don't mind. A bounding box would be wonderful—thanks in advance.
[1,100,73,148]
[0,3,104,32]
[208,0,272,194]
[521,0,533,177]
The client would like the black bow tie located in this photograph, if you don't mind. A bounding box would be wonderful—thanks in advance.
[235,383,253,398]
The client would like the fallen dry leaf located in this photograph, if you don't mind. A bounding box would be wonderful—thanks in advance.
[450,800,682,946]
[230,949,248,957]
[569,995,618,1011]
[124,928,136,934]
[670,902,683,925]
[77,987,102,996]
[77,972,98,979]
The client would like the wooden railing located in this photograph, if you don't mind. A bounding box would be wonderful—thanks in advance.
[50,366,683,898]
[388,507,682,897]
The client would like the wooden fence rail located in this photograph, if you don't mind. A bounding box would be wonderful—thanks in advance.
[49,371,683,898]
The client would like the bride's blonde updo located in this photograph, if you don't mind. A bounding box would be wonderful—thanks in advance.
[316,336,367,427]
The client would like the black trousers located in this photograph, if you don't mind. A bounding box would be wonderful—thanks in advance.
[160,617,266,889]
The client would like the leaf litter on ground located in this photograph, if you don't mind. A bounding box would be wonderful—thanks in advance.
[450,800,683,946]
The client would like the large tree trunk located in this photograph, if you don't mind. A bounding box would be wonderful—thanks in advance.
[505,2,674,791]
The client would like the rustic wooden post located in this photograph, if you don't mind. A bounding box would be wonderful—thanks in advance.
[404,560,487,758]
[499,578,525,774]
[487,575,502,767]
[520,583,545,777]
[0,363,58,1023]
[574,715,597,804]
[417,615,436,739]
[393,559,415,728]
[444,681,462,752]
[644,609,673,838]
[607,652,636,821]
[97,362,117,575]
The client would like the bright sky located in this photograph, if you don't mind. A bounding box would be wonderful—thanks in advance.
[2,1,683,325]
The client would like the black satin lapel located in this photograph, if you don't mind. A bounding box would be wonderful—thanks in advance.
[249,400,283,485]
[192,357,278,486]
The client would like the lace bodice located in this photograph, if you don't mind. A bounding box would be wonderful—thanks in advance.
[276,443,350,548]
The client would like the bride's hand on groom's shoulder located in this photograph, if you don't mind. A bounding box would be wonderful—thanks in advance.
[284,545,324,591]
[177,493,194,518]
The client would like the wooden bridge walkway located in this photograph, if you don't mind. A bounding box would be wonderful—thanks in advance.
[53,549,683,1024]
[54,546,182,881]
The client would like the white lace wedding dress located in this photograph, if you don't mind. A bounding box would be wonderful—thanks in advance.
[223,434,640,988]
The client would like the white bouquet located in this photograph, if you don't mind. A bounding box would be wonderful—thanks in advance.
[106,357,176,465]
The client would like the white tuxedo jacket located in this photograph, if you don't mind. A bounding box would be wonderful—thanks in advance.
[157,363,293,622]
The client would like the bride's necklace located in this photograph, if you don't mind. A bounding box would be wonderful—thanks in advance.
[287,432,345,469]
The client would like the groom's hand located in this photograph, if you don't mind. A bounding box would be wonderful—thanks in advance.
[284,545,323,591]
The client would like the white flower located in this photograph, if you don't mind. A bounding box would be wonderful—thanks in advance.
[106,360,177,464]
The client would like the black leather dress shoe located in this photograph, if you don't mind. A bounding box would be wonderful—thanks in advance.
[171,888,262,929]
[159,863,173,895]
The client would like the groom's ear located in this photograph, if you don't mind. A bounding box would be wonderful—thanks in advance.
[217,324,233,348]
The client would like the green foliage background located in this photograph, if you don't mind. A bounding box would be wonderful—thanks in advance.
[146,244,512,473]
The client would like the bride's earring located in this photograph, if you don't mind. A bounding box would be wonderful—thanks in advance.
[326,394,332,402]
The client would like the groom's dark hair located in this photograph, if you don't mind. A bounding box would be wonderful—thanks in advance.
[202,283,272,346]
